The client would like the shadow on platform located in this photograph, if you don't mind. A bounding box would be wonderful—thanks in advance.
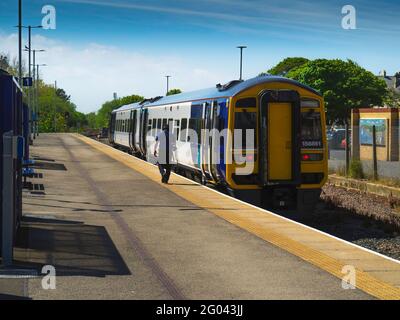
[14,216,131,278]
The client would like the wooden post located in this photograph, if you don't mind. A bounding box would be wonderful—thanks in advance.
[345,122,350,175]
[372,125,378,180]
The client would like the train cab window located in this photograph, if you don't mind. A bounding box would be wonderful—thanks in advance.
[301,110,323,149]
[234,112,257,150]
[180,118,188,142]
[236,98,256,108]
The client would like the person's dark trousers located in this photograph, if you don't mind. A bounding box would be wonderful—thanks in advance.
[158,163,171,183]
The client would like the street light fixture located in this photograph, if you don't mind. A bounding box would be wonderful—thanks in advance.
[236,46,247,81]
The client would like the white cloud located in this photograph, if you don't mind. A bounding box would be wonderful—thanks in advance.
[0,32,232,113]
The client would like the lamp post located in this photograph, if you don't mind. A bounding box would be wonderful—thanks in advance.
[18,0,22,85]
[165,75,171,95]
[236,46,247,81]
[34,63,47,137]
[23,25,42,139]
[29,49,45,140]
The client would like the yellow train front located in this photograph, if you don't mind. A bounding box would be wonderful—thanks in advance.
[222,76,327,211]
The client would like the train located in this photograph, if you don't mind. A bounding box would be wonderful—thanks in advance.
[109,75,328,211]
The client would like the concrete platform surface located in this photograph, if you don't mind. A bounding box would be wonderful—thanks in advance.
[1,133,399,299]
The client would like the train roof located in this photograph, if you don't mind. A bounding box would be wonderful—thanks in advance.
[113,75,321,113]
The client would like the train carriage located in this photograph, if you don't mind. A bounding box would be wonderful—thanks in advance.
[109,75,328,211]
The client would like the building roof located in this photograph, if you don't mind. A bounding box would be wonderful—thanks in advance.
[113,75,321,113]
[377,74,400,93]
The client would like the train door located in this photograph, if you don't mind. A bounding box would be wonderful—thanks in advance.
[139,108,148,156]
[210,101,221,181]
[259,90,301,185]
[128,110,133,150]
[109,113,116,144]
[131,109,137,152]
[201,101,219,182]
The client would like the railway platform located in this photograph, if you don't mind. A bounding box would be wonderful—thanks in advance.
[1,133,400,299]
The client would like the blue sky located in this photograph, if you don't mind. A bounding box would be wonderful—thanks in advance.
[0,0,399,112]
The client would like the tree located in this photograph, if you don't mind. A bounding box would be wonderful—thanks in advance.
[56,88,71,102]
[37,81,87,132]
[95,94,144,128]
[384,88,400,108]
[286,59,388,123]
[86,112,98,129]
[166,88,182,96]
[262,57,309,76]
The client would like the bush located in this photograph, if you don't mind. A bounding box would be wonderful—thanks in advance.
[349,160,364,179]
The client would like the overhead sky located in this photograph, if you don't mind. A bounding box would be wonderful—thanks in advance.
[0,0,399,113]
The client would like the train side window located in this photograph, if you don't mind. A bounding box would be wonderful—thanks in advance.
[236,97,256,108]
[180,118,188,142]
[162,119,167,129]
[152,118,157,129]
[157,119,162,129]
[148,119,152,133]
[189,118,201,143]
[174,119,180,140]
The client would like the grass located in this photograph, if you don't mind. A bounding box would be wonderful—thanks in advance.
[348,160,364,179]
[330,160,400,189]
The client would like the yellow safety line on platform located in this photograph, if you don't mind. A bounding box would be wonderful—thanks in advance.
[76,135,400,300]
